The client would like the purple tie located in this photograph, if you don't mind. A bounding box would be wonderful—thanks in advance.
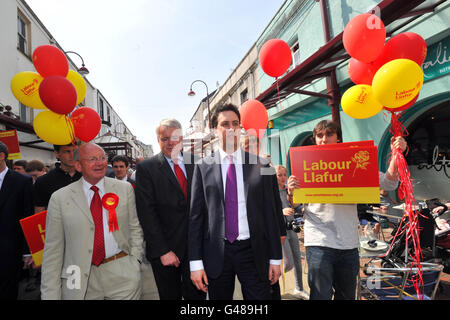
[225,155,239,243]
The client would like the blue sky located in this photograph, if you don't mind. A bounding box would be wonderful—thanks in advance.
[26,0,285,153]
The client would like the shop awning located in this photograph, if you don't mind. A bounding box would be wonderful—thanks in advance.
[256,0,446,110]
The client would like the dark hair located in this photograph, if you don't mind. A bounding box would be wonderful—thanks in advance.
[211,103,241,128]
[53,143,74,152]
[112,155,129,167]
[13,159,28,168]
[313,120,342,143]
[0,141,8,160]
[25,160,45,172]
[107,152,116,163]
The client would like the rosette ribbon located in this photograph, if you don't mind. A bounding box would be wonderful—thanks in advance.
[102,193,119,232]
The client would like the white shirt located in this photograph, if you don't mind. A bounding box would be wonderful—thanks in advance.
[304,171,399,249]
[190,148,280,272]
[218,147,250,241]
[0,166,8,190]
[81,177,122,259]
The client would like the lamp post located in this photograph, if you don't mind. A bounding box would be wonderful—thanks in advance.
[188,80,211,130]
[65,51,90,75]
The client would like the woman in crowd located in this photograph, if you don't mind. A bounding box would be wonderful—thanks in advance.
[275,165,309,300]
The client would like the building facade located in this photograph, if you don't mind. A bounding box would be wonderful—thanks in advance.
[0,0,152,165]
[254,0,449,201]
[184,44,262,155]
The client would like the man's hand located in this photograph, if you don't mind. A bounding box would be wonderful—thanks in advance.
[268,264,281,285]
[23,256,34,269]
[191,270,208,293]
[287,175,300,194]
[391,136,407,153]
[283,208,295,216]
[160,251,180,267]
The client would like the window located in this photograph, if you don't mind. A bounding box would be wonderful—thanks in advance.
[17,12,30,56]
[404,100,450,200]
[287,41,300,73]
[20,103,33,123]
[98,98,104,120]
[240,88,248,104]
[106,106,111,123]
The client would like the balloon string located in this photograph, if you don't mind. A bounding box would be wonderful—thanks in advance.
[381,111,424,299]
[276,77,284,117]
[275,77,289,171]
[64,115,76,145]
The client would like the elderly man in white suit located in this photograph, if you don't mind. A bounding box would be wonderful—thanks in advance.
[41,143,144,300]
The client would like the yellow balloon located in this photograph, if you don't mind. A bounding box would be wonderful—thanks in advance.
[341,84,383,119]
[10,71,47,109]
[66,70,87,105]
[372,58,423,108]
[33,110,74,145]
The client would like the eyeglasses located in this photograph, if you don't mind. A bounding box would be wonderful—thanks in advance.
[81,156,107,163]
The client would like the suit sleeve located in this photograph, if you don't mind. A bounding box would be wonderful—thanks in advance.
[21,176,34,255]
[263,169,283,261]
[134,162,169,258]
[126,183,144,261]
[188,164,206,262]
[271,173,287,237]
[41,191,64,300]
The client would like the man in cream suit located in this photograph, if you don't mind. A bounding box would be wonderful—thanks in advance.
[41,143,144,300]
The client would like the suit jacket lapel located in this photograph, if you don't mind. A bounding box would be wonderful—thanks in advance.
[242,150,250,203]
[211,153,225,203]
[104,178,125,244]
[0,169,13,210]
[70,179,93,225]
[183,152,195,200]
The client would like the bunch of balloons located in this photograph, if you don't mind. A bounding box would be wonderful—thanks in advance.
[341,14,426,119]
[10,45,101,145]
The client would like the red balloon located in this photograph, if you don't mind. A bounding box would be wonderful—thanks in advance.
[384,93,419,113]
[259,39,292,78]
[372,32,427,71]
[347,58,376,85]
[70,107,102,142]
[39,76,77,115]
[343,14,386,63]
[240,100,268,138]
[32,45,69,78]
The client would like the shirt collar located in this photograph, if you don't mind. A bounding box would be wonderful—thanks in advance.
[82,177,105,193]
[164,152,183,165]
[0,166,8,180]
[218,147,242,164]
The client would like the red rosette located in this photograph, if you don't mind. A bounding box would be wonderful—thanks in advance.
[102,193,119,232]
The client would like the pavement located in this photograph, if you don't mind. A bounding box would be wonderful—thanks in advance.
[140,227,450,300]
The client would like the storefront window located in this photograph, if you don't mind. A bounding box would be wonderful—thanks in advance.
[405,100,450,200]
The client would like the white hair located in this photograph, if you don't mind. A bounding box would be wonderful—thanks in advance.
[155,118,182,136]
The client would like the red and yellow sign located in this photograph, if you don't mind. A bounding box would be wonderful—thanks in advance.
[20,211,47,267]
[290,140,380,203]
[0,129,21,160]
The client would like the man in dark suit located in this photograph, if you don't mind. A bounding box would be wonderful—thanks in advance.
[135,119,205,300]
[0,142,34,299]
[111,155,135,187]
[189,104,283,300]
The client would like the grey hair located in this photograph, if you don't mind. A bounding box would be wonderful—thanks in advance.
[155,118,182,136]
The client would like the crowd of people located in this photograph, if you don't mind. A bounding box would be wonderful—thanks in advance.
[0,102,419,301]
